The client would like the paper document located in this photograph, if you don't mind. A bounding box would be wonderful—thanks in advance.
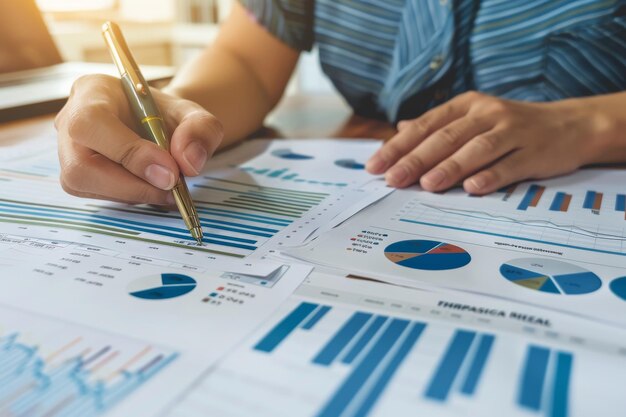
[287,170,626,327]
[166,272,626,417]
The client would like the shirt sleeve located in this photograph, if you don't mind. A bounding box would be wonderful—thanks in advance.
[238,0,315,51]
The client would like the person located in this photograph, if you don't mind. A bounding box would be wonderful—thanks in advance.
[55,1,626,205]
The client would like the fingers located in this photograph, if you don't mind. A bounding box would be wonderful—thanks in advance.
[463,150,534,195]
[384,116,491,188]
[366,91,478,174]
[160,92,224,177]
[419,129,515,191]
[58,137,173,205]
[64,107,180,191]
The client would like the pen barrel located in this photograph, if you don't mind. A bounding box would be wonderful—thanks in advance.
[120,74,169,149]
[171,179,201,231]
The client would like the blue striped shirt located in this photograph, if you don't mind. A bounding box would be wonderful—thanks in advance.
[240,0,626,122]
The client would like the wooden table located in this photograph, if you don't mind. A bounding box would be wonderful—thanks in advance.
[0,93,397,146]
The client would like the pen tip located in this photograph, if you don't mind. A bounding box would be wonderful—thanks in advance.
[190,227,204,246]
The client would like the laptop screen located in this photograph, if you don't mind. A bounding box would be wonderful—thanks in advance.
[0,0,63,73]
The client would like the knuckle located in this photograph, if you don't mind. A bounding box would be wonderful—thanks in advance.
[61,160,88,192]
[440,158,464,176]
[399,153,426,174]
[473,133,499,153]
[462,90,483,101]
[118,141,144,169]
[66,106,102,141]
[197,111,224,141]
[407,117,431,135]
[436,126,462,147]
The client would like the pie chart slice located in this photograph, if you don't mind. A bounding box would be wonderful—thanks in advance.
[128,273,197,300]
[271,148,313,160]
[384,240,471,271]
[334,159,365,170]
[500,258,601,295]
[609,277,626,301]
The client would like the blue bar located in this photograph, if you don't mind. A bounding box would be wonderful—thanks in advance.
[549,193,566,211]
[313,312,372,366]
[549,352,573,417]
[517,185,540,210]
[342,316,388,364]
[301,306,331,330]
[231,195,313,210]
[282,174,298,180]
[199,222,274,238]
[316,319,409,417]
[518,345,550,411]
[199,219,278,233]
[268,169,288,178]
[254,168,270,174]
[0,207,258,249]
[196,207,292,225]
[254,302,318,353]
[616,195,626,211]
[353,323,426,417]
[460,334,495,395]
[583,191,596,209]
[425,330,476,402]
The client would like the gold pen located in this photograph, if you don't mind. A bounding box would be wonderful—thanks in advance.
[102,21,204,245]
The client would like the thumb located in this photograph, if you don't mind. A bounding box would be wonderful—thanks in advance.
[160,94,224,177]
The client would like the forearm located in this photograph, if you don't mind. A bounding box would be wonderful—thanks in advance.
[164,45,273,148]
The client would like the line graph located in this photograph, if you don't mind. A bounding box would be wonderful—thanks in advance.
[0,305,177,417]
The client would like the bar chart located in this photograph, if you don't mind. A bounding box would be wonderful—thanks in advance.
[186,298,590,417]
[0,305,177,417]
[0,174,332,259]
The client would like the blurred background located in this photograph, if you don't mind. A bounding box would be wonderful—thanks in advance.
[37,0,334,95]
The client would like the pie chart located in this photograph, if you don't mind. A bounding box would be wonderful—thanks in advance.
[500,258,601,295]
[271,148,314,160]
[128,273,197,300]
[384,240,471,270]
[610,277,626,301]
[335,159,365,170]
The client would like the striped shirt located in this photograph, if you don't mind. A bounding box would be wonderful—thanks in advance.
[240,0,626,122]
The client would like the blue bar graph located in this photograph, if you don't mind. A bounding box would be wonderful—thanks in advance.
[460,334,495,395]
[342,316,388,364]
[254,302,318,353]
[269,169,288,178]
[549,352,573,417]
[519,346,550,411]
[313,312,372,366]
[583,191,596,209]
[549,192,571,212]
[616,195,626,212]
[518,185,544,210]
[352,323,426,417]
[302,306,331,330]
[425,330,476,401]
[316,319,410,417]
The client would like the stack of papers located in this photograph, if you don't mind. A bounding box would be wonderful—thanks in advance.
[0,135,625,417]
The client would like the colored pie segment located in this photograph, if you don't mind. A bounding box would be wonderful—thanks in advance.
[610,277,626,301]
[500,258,601,295]
[334,159,365,170]
[384,240,471,271]
[128,273,197,300]
[271,148,314,160]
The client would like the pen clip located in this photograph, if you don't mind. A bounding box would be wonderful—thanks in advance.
[102,21,148,96]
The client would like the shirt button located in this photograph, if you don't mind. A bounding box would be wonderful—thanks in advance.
[430,55,444,70]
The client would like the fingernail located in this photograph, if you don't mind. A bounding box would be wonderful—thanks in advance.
[183,141,208,175]
[145,164,175,190]
[468,175,487,191]
[421,169,446,188]
[366,155,387,173]
[386,165,409,185]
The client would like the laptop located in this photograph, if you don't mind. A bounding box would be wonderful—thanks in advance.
[0,0,174,122]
